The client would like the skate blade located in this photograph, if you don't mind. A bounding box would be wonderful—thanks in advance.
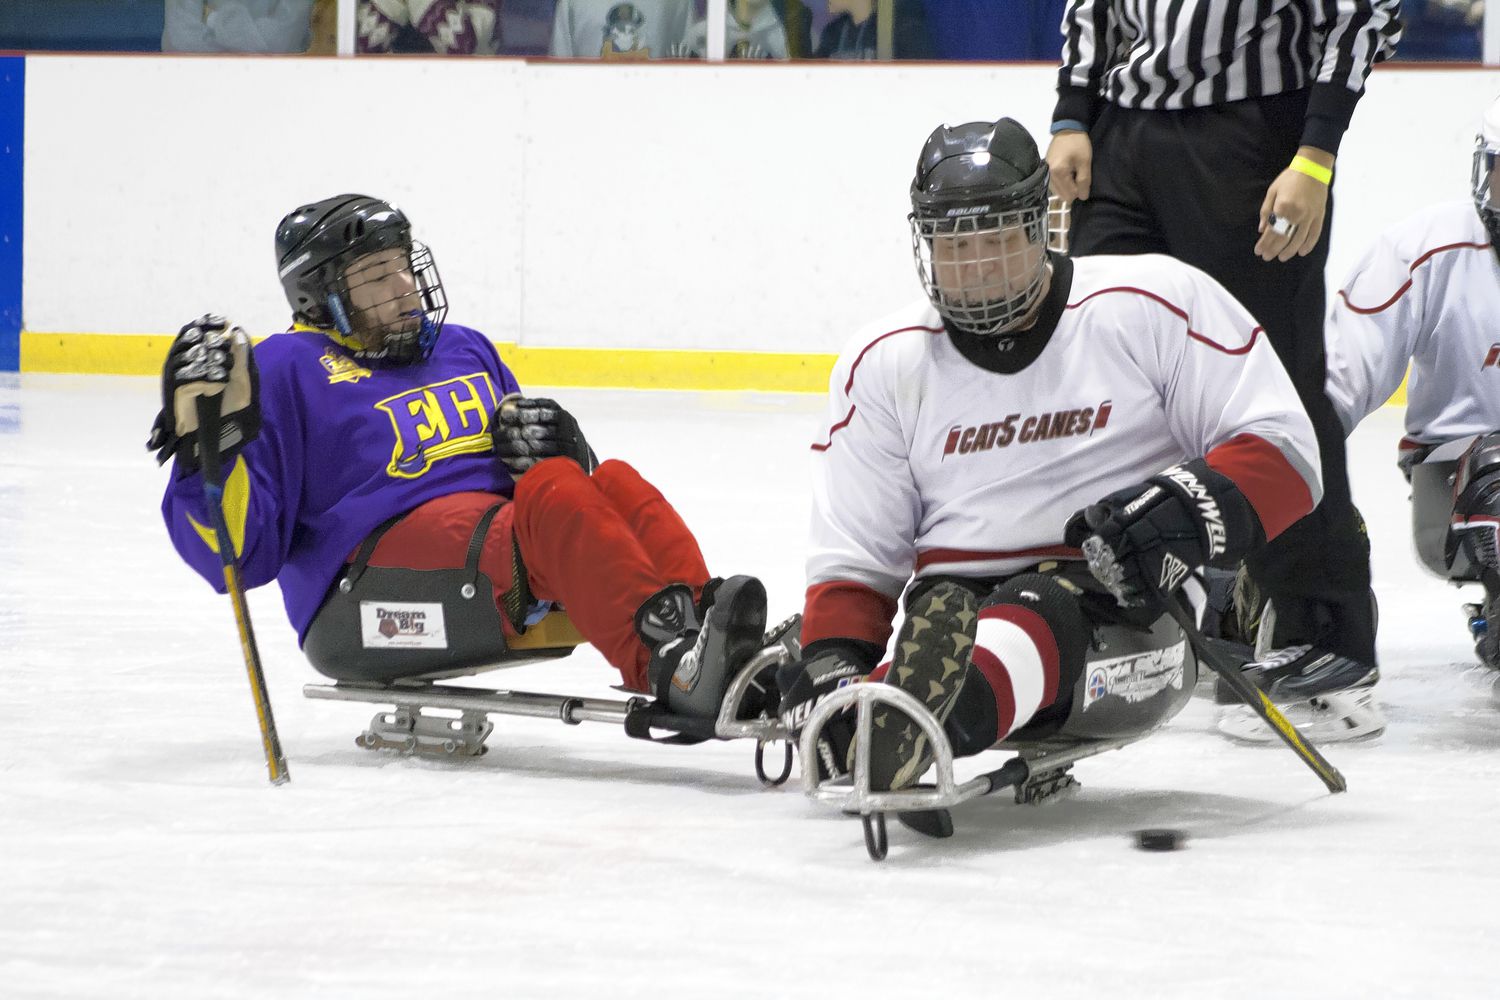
[1216,692,1386,744]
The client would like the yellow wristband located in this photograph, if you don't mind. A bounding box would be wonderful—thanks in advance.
[1289,155,1333,185]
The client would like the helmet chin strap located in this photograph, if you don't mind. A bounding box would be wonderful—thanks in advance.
[326,293,353,337]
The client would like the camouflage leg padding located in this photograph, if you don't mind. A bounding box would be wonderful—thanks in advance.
[867,582,979,791]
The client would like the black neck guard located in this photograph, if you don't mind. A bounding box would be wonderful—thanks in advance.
[944,253,1074,375]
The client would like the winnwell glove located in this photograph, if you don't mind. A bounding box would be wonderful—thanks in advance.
[1064,459,1262,611]
[491,394,596,475]
[146,314,260,473]
[776,639,880,780]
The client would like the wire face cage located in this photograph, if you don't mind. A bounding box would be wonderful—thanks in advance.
[337,240,448,366]
[910,201,1050,336]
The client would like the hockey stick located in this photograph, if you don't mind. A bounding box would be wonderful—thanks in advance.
[1161,594,1345,794]
[196,393,290,785]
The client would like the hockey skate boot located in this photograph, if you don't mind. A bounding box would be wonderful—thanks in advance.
[642,576,768,719]
[1214,645,1384,743]
[866,582,979,791]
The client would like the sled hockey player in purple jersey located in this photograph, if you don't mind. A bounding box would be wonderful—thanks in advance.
[1323,95,1500,685]
[147,194,779,741]
[775,118,1365,848]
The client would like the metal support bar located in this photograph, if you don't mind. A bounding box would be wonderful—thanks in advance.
[706,0,727,61]
[337,0,356,56]
[1486,1,1499,66]
[307,680,645,724]
[304,646,792,743]
[876,0,894,61]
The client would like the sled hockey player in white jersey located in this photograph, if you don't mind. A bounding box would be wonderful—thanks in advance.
[775,117,1368,803]
[1325,95,1500,676]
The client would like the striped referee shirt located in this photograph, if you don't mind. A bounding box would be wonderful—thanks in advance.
[1054,0,1403,153]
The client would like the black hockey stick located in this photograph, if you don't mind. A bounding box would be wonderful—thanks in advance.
[196,393,290,785]
[1162,594,1345,794]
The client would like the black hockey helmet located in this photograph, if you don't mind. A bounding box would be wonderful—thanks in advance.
[274,194,447,366]
[909,119,1051,336]
[1474,96,1500,250]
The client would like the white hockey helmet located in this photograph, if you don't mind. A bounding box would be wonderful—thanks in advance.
[1474,95,1500,247]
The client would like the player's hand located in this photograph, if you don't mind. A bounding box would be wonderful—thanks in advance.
[1256,147,1332,262]
[1045,130,1093,202]
[776,641,876,781]
[1065,460,1256,611]
[492,395,596,475]
[147,315,260,471]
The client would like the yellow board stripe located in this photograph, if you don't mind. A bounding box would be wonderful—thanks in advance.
[18,330,1412,404]
[19,331,838,394]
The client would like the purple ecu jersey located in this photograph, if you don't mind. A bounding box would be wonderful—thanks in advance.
[161,323,522,641]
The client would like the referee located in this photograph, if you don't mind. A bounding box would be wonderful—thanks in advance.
[1046,0,1402,737]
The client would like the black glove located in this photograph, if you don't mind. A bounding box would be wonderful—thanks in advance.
[1064,459,1262,611]
[776,639,880,780]
[146,315,260,473]
[491,395,596,475]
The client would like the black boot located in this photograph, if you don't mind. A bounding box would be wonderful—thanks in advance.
[642,576,768,718]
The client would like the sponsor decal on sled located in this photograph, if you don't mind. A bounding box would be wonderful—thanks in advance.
[359,601,449,649]
[1082,640,1187,710]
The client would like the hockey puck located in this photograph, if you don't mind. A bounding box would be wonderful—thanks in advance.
[1134,828,1187,851]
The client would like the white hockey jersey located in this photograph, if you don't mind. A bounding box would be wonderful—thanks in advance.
[1325,201,1500,447]
[805,254,1322,649]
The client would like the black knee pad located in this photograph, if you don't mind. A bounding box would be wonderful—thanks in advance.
[984,574,1089,687]
[943,573,1089,754]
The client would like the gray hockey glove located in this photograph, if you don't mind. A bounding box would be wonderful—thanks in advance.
[492,394,597,475]
[146,315,260,474]
[1065,459,1262,612]
[776,638,880,780]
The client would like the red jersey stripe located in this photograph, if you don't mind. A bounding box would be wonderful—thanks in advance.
[915,544,1081,571]
[1336,242,1492,316]
[802,580,899,649]
[1205,433,1315,541]
[1067,286,1261,356]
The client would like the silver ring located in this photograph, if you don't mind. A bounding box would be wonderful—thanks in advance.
[1269,214,1297,237]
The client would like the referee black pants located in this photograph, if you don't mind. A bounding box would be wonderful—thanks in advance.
[1069,90,1377,666]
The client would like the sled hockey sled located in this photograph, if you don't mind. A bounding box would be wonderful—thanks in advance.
[303,610,802,787]
[801,612,1200,861]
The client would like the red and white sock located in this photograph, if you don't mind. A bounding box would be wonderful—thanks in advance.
[969,603,1061,740]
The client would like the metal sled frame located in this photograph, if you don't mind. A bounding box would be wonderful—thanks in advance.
[304,644,797,785]
[800,683,1136,860]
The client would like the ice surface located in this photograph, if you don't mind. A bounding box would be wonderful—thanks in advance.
[2,374,1497,998]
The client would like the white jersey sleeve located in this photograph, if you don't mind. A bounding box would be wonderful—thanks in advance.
[807,319,928,598]
[1150,262,1324,516]
[1326,202,1499,442]
[1325,219,1431,434]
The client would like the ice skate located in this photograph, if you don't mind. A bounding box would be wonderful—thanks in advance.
[866,581,978,791]
[1216,682,1386,743]
[1214,644,1384,742]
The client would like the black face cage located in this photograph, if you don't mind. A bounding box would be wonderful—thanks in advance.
[910,202,1050,336]
[1475,140,1500,244]
[331,241,448,367]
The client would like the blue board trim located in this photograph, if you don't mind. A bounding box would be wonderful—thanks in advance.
[0,56,22,372]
